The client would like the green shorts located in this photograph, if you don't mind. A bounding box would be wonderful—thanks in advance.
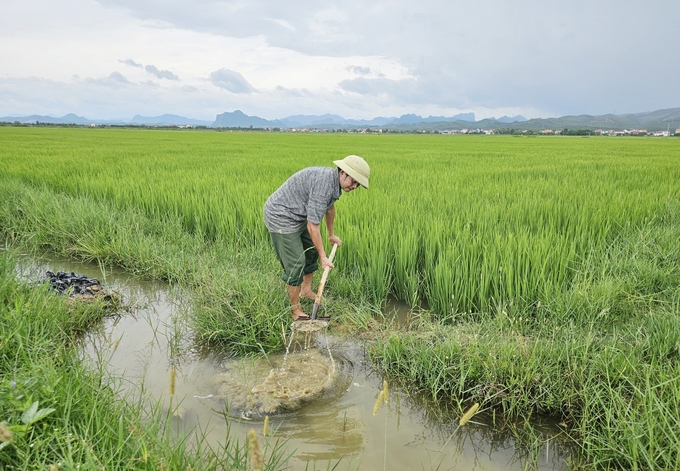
[269,227,319,286]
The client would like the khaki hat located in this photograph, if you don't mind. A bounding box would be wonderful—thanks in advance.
[333,155,370,188]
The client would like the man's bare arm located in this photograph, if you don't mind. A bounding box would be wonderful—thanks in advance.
[307,221,334,269]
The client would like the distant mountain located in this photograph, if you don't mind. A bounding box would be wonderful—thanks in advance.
[496,115,527,123]
[278,115,395,127]
[392,113,476,124]
[0,113,209,126]
[129,114,213,126]
[0,113,96,125]
[278,114,347,127]
[213,110,273,128]
[345,116,393,126]
[382,108,680,132]
[211,110,476,128]
[3,107,678,131]
[492,107,680,132]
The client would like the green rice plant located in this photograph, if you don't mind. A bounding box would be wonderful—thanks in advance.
[369,202,680,469]
[2,128,678,316]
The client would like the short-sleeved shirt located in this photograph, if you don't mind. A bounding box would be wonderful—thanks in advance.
[264,167,341,233]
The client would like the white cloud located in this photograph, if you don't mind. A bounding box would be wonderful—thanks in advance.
[209,69,256,93]
[86,72,130,88]
[144,65,180,81]
[1,0,679,119]
[119,59,143,68]
[347,66,371,76]
[266,18,295,32]
[274,85,313,98]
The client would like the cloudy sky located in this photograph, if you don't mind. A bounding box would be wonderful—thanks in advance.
[2,0,679,121]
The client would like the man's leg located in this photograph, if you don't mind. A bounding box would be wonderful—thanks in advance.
[270,229,311,320]
[299,227,320,300]
[286,284,307,320]
[300,273,316,300]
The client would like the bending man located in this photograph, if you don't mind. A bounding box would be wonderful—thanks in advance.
[263,155,370,321]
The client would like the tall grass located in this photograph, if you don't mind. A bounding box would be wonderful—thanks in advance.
[2,128,677,315]
[370,203,680,469]
[0,177,373,356]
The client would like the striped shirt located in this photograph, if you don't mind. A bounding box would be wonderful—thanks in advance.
[263,167,341,233]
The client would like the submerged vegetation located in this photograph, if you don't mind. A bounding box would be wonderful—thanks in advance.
[1,127,679,469]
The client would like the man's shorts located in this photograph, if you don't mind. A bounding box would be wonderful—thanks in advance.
[269,227,319,286]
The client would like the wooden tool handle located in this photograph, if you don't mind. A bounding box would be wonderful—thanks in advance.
[311,243,338,319]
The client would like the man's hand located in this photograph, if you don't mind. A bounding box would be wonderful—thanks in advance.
[329,235,342,247]
[320,256,335,270]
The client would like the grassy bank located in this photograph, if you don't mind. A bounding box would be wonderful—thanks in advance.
[370,201,680,469]
[0,178,374,354]
[0,249,292,470]
[2,127,680,469]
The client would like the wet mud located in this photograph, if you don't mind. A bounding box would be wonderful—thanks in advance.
[214,349,337,417]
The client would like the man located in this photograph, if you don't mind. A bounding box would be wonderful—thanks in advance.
[263,155,370,321]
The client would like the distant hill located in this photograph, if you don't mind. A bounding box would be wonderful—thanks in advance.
[213,110,274,128]
[0,113,97,125]
[496,115,527,123]
[381,108,680,132]
[129,114,213,126]
[278,114,350,127]
[0,113,210,126]
[2,107,678,131]
[497,108,680,132]
[212,110,476,128]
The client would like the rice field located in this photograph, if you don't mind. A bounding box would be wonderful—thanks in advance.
[2,127,677,314]
[1,126,679,469]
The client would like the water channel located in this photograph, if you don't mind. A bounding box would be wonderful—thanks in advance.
[18,256,571,470]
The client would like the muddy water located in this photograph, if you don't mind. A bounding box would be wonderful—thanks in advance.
[19,257,571,471]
